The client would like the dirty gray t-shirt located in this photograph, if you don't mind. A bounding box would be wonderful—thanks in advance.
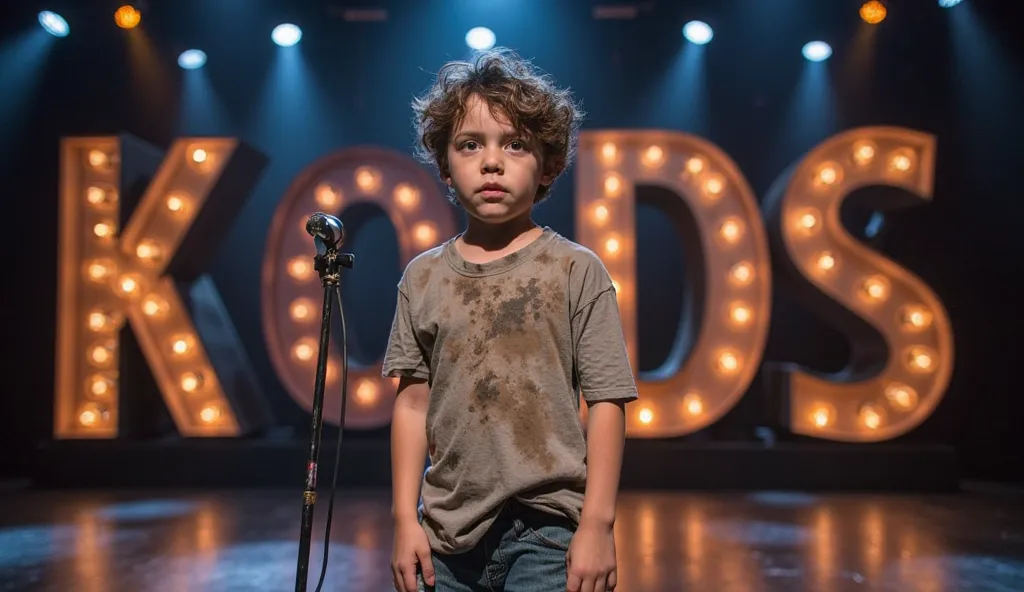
[382,226,639,555]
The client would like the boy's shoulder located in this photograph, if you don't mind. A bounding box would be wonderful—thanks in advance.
[545,232,611,275]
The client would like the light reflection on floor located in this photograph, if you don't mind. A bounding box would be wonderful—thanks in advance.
[1,489,1023,591]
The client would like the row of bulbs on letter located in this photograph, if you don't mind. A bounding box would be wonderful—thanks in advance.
[78,147,225,429]
[786,140,936,431]
[285,165,436,408]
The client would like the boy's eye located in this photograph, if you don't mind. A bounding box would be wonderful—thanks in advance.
[509,140,525,151]
[463,141,478,150]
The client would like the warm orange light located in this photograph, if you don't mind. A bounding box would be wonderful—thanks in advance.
[115,5,141,29]
[860,1,886,25]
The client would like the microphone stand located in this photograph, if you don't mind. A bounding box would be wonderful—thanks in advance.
[295,236,354,592]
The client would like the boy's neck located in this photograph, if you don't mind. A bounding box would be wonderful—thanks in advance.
[459,212,542,254]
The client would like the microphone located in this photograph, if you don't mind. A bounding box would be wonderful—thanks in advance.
[305,213,345,250]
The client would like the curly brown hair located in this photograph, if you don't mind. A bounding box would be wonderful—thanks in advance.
[411,47,584,204]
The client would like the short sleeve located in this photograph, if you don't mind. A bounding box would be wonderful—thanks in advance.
[381,282,431,381]
[570,255,639,404]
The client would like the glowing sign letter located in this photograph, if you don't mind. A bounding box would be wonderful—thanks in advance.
[55,136,271,438]
[763,127,953,441]
[263,147,456,428]
[575,131,773,437]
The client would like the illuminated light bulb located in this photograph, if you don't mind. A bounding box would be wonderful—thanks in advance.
[898,304,933,332]
[116,273,144,299]
[289,298,316,322]
[114,5,141,29]
[603,174,622,197]
[88,374,114,397]
[78,402,110,427]
[813,251,837,274]
[728,261,755,287]
[793,208,821,236]
[682,392,703,416]
[85,259,116,282]
[86,185,111,206]
[170,334,196,356]
[814,162,843,187]
[905,346,936,373]
[199,403,222,424]
[141,294,169,317]
[860,1,886,24]
[860,275,890,303]
[685,156,706,176]
[412,222,438,248]
[89,341,115,366]
[810,404,834,428]
[592,204,610,225]
[718,217,744,244]
[393,183,419,210]
[885,383,919,410]
[87,150,109,169]
[728,302,753,327]
[355,379,380,406]
[135,239,163,263]
[600,142,617,164]
[92,221,116,239]
[716,350,741,375]
[859,404,884,429]
[355,166,382,194]
[641,145,665,168]
[887,148,915,173]
[315,183,341,208]
[325,359,339,384]
[87,310,116,332]
[852,141,876,166]
[180,371,204,393]
[165,194,188,214]
[292,338,317,363]
[604,235,622,256]
[191,148,207,164]
[287,257,314,280]
[701,173,726,200]
[637,407,654,424]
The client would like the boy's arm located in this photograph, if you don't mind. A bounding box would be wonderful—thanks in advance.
[579,399,627,528]
[391,377,430,523]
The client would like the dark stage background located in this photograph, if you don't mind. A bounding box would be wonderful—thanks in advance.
[2,0,1022,484]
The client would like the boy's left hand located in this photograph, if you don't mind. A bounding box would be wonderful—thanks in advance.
[565,518,617,592]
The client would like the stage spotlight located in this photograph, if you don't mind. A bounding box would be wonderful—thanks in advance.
[465,27,496,50]
[114,5,141,29]
[938,0,962,7]
[682,20,713,45]
[178,49,207,70]
[39,11,69,37]
[272,23,302,47]
[802,41,832,62]
[860,1,887,24]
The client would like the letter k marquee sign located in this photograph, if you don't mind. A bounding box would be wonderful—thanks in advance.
[55,135,274,438]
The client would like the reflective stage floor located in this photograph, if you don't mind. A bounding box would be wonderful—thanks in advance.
[1,487,1023,591]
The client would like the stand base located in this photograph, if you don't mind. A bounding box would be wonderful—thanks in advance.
[32,437,959,491]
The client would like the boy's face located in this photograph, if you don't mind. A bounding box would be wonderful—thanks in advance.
[445,94,554,225]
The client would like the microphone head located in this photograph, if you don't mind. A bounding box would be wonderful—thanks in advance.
[305,213,345,249]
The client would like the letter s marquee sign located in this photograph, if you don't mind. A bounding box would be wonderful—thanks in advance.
[55,126,953,444]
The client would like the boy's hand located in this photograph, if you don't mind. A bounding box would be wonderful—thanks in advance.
[565,518,617,592]
[391,518,434,592]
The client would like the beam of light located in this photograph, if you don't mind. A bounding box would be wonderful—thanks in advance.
[0,28,58,165]
[775,45,839,160]
[178,49,207,70]
[271,24,302,47]
[465,27,495,50]
[639,37,709,133]
[125,27,173,131]
[682,21,713,45]
[802,41,832,62]
[175,58,231,136]
[38,11,69,37]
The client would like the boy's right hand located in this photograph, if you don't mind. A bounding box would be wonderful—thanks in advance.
[391,518,435,592]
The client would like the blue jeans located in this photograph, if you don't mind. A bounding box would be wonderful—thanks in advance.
[418,501,576,591]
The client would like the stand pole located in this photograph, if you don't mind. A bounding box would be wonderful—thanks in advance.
[294,248,349,592]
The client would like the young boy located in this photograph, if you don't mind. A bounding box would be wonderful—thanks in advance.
[384,48,638,592]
